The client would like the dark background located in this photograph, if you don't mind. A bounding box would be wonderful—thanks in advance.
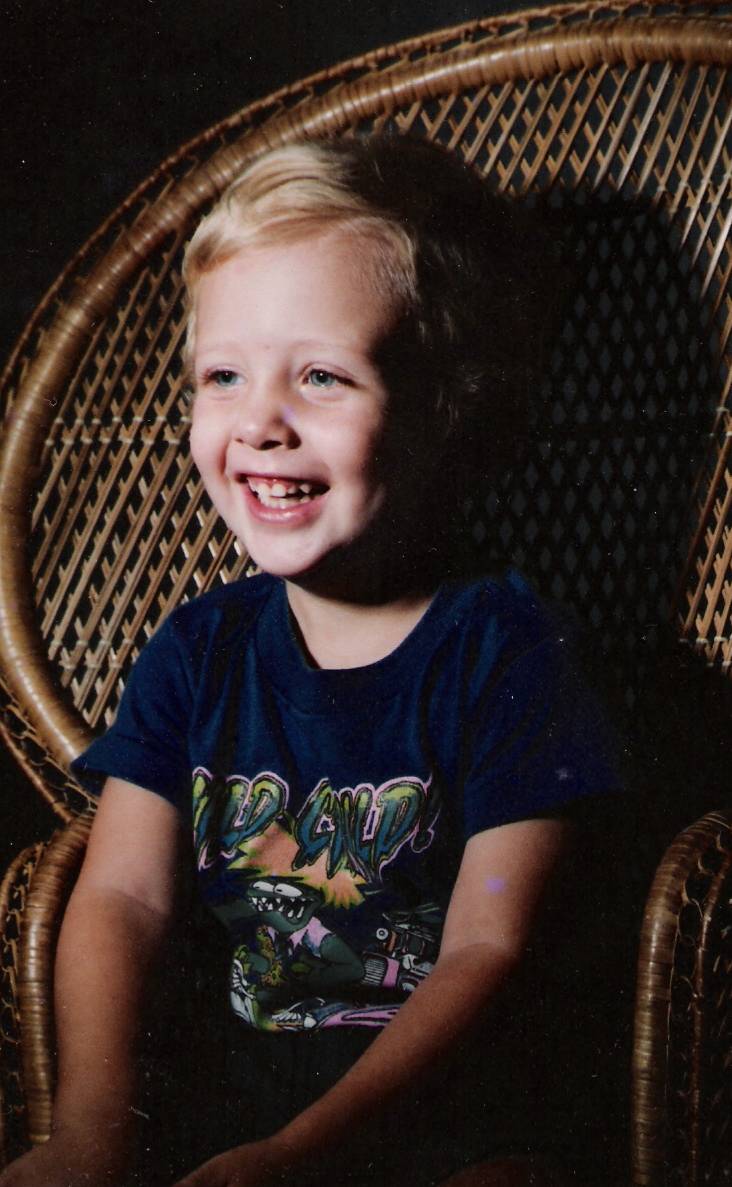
[0,0,538,867]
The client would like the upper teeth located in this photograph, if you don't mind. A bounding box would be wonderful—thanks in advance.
[271,480,312,496]
[248,478,314,502]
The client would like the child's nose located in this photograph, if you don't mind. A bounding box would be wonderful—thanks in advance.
[231,384,298,451]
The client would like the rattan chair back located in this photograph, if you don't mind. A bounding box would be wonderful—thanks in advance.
[1,1,731,821]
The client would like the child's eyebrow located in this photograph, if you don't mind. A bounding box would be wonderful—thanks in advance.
[195,339,380,371]
[285,337,378,356]
[193,341,245,360]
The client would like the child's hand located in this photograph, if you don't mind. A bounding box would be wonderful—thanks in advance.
[174,1138,302,1187]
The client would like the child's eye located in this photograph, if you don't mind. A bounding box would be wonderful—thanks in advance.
[198,368,241,390]
[304,368,343,390]
[209,369,240,388]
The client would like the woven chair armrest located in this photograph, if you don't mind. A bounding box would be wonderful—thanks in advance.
[14,815,93,1149]
[1,841,45,1167]
[631,807,732,1187]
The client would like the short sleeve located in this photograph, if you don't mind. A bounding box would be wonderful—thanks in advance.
[71,619,193,808]
[462,631,618,837]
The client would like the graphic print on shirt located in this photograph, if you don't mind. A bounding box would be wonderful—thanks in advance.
[192,767,442,1031]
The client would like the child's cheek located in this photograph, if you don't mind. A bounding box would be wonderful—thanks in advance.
[189,426,227,505]
[280,402,298,430]
[188,421,207,473]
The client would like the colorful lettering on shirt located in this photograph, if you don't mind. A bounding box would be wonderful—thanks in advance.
[192,767,440,886]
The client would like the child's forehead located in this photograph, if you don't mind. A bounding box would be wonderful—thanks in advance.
[192,228,407,368]
[209,225,387,288]
[202,234,369,306]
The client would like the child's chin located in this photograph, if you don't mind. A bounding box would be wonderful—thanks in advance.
[243,545,322,582]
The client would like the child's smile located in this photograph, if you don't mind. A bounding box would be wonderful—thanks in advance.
[234,474,330,524]
[190,232,399,587]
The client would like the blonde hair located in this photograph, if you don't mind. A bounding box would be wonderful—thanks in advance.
[182,141,417,373]
[182,135,558,484]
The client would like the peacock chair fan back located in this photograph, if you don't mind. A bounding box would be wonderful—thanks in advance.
[3,1,732,826]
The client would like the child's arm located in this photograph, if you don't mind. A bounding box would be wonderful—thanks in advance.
[0,778,185,1187]
[176,814,572,1187]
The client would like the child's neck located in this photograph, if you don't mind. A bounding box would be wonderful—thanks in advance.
[285,581,437,670]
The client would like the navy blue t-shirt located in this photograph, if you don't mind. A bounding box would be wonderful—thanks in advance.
[72,572,616,1034]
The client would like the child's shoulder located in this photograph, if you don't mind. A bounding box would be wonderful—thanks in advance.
[451,569,566,655]
[163,572,279,645]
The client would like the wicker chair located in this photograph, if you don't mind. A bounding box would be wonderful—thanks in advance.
[1,3,732,1182]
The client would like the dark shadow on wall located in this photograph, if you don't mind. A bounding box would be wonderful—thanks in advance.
[459,186,729,870]
[449,189,732,1182]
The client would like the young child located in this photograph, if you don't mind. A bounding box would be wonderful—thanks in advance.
[2,138,618,1187]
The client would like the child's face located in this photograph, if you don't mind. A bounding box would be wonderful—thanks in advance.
[190,231,399,584]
